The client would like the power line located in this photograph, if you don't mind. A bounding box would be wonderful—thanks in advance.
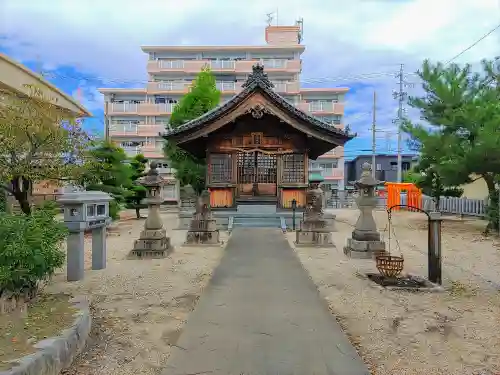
[445,22,500,65]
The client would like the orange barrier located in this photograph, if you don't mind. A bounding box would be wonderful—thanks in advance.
[385,182,422,211]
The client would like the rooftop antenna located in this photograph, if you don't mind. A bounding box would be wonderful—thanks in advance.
[266,12,274,26]
[296,17,304,43]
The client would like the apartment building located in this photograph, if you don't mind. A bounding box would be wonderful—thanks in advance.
[98,24,347,202]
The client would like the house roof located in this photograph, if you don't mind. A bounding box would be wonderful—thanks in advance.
[163,64,354,157]
[0,53,91,117]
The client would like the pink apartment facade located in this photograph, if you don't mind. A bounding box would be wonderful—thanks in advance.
[98,25,347,202]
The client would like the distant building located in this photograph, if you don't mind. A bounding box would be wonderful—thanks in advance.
[344,154,418,188]
[99,23,347,202]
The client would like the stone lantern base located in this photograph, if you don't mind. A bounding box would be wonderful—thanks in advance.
[343,238,386,259]
[294,219,335,248]
[184,216,221,247]
[128,228,173,259]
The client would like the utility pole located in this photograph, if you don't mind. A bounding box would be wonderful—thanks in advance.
[371,90,376,178]
[393,64,413,183]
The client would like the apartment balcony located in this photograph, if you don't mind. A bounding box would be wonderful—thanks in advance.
[318,147,344,158]
[147,58,301,74]
[109,123,166,137]
[297,101,345,114]
[107,102,174,115]
[320,168,344,180]
[272,81,300,94]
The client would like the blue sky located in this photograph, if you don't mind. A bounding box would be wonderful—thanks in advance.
[1,0,498,160]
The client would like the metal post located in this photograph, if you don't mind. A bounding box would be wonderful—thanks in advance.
[396,64,404,183]
[371,90,376,178]
[292,199,297,231]
[428,212,442,284]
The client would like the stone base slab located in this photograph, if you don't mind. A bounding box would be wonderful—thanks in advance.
[128,235,173,259]
[184,230,220,246]
[343,238,386,259]
[294,231,335,248]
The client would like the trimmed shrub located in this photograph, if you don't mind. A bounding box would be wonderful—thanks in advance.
[0,201,67,302]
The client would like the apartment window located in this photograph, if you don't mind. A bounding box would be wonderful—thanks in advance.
[376,164,382,171]
[390,161,398,171]
[332,115,342,124]
[402,162,411,171]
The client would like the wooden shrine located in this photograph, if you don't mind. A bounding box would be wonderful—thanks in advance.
[163,64,354,210]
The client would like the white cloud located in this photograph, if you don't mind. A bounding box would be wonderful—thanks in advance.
[1,0,498,149]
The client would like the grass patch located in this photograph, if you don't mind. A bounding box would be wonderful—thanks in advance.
[0,293,78,370]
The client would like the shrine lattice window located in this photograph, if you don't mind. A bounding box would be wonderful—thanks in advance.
[282,154,305,183]
[210,153,232,183]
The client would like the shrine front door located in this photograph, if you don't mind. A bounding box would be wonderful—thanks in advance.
[236,151,277,197]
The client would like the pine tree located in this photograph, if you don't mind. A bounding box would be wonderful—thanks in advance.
[124,154,148,219]
[80,140,132,220]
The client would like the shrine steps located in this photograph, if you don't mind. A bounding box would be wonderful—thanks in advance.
[235,196,278,206]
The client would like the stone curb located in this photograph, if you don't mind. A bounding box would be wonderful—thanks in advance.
[0,296,91,375]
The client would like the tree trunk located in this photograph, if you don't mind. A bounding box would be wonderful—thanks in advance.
[482,173,498,231]
[135,206,141,219]
[11,177,32,215]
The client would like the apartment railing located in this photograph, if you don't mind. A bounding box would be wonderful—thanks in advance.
[216,82,237,91]
[109,102,175,114]
[309,102,335,112]
[209,60,236,70]
[260,59,287,69]
[158,60,185,69]
[151,58,298,72]
[110,102,139,113]
[158,81,189,91]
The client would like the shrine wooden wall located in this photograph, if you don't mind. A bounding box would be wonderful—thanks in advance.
[205,118,310,209]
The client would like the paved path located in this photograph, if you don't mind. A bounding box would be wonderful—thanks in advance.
[163,228,370,375]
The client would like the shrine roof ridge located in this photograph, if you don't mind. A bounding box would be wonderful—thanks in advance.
[162,64,355,141]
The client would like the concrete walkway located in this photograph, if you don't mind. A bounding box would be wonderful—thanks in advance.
[163,228,370,375]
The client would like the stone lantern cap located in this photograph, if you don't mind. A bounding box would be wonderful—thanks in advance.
[308,167,324,183]
[139,161,165,188]
[350,162,384,188]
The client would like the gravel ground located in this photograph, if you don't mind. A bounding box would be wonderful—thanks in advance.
[46,211,227,375]
[288,209,500,375]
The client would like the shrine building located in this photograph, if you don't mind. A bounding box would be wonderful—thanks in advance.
[162,65,353,210]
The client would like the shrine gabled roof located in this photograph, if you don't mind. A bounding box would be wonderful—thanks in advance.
[162,64,354,143]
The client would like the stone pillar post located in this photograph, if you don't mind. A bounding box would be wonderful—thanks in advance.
[91,226,107,270]
[67,232,85,282]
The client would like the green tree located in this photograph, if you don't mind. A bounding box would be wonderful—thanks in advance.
[124,154,148,219]
[165,67,221,194]
[403,57,500,229]
[0,85,92,215]
[79,141,131,220]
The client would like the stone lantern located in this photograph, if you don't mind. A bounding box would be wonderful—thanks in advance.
[294,167,334,247]
[184,189,220,246]
[129,161,173,259]
[343,162,386,258]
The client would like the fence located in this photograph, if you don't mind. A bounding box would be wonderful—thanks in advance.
[324,191,488,218]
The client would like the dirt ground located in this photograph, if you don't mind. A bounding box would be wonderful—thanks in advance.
[289,209,500,375]
[0,294,76,371]
[46,211,227,375]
